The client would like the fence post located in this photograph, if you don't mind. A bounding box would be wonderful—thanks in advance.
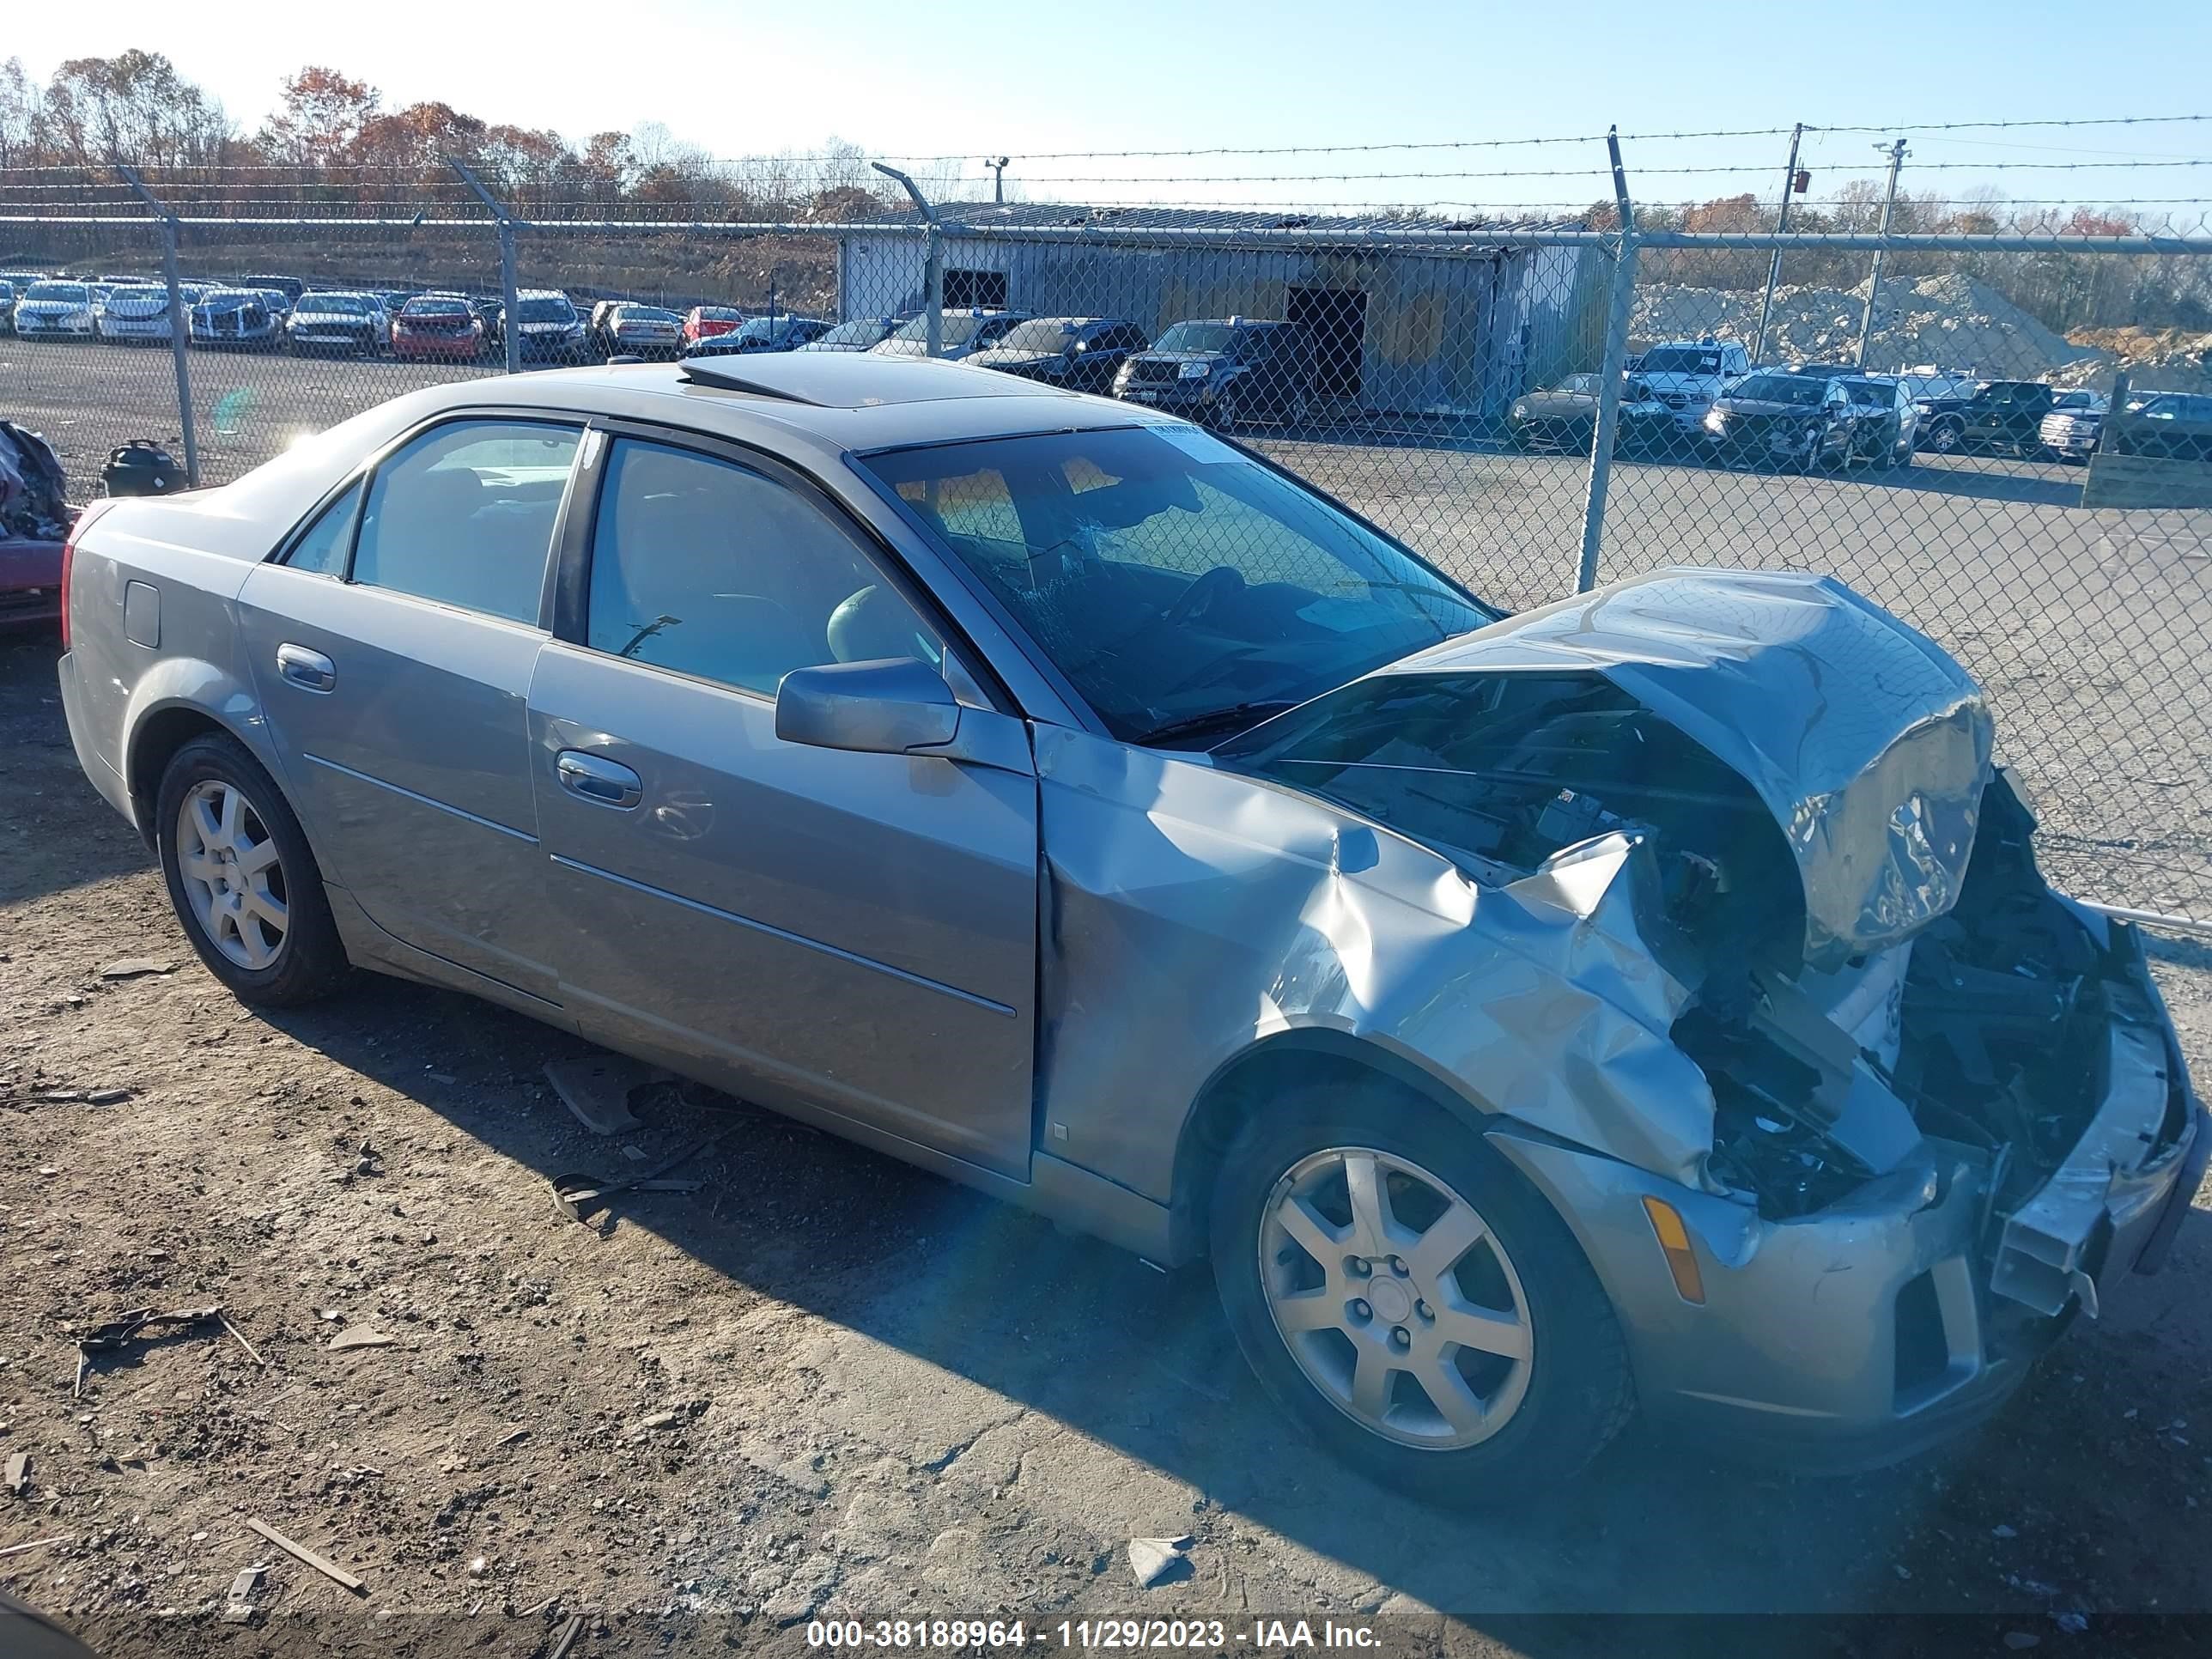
[449,158,521,375]
[872,163,943,357]
[1577,131,1638,594]
[114,164,199,488]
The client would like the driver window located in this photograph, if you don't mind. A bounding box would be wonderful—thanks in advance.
[586,439,939,697]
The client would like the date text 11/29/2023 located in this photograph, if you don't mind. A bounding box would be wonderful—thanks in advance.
[805,1619,1382,1649]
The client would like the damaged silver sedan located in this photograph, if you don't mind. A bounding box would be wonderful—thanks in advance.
[57,353,2207,1499]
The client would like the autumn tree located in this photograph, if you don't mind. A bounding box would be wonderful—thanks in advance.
[258,66,380,165]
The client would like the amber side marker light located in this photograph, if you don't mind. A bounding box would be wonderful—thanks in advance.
[1642,1195,1706,1305]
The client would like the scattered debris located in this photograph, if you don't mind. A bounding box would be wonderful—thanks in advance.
[223,1564,268,1623]
[424,1071,457,1085]
[641,1410,678,1431]
[0,1535,67,1559]
[544,1052,665,1135]
[2004,1634,2040,1651]
[246,1516,367,1595]
[327,1326,397,1352]
[1893,1565,1912,1580]
[468,1556,489,1577]
[550,1127,736,1224]
[71,1304,251,1396]
[1127,1535,1193,1589]
[99,957,175,980]
[548,1612,584,1659]
[1993,1524,2019,1539]
[5,1451,28,1493]
[2054,1613,2089,1635]
[496,1428,530,1447]
[87,1088,131,1106]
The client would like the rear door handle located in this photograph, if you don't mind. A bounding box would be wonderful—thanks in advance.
[276,642,337,693]
[556,750,642,810]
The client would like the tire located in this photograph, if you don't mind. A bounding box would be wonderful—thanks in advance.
[155,732,350,1007]
[1927,419,1963,456]
[1209,1082,1634,1504]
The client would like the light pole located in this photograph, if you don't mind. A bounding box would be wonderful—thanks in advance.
[1856,137,1908,368]
[1751,124,1803,366]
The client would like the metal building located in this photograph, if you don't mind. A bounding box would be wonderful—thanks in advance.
[836,204,1602,422]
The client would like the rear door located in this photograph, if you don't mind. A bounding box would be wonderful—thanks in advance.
[237,414,584,1004]
[526,428,1040,1176]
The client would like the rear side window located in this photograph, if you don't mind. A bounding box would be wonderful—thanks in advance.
[351,420,580,623]
[284,479,364,575]
[585,439,939,696]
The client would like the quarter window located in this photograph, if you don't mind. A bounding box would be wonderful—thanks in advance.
[351,420,580,623]
[585,439,939,696]
[284,479,364,575]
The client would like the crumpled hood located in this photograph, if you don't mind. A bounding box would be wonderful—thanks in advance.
[1309,568,1995,969]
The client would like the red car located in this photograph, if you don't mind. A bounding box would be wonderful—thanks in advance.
[681,305,744,347]
[389,294,486,362]
[1,536,64,628]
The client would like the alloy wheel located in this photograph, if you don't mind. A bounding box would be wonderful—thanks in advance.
[175,778,289,970]
[1258,1146,1534,1450]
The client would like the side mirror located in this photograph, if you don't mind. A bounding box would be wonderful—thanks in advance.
[775,658,957,755]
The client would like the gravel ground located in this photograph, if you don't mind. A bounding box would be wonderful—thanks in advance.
[2,606,2210,1657]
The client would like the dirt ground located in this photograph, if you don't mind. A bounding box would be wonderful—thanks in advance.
[1,617,2209,1657]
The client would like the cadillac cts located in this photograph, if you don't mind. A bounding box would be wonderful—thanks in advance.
[57,353,2205,1498]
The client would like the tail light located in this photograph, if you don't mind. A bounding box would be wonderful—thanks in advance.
[59,497,116,653]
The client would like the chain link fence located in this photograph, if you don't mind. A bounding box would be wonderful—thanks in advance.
[5,161,2211,921]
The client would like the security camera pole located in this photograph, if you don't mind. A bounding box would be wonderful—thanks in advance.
[1856,137,1909,368]
[872,161,943,359]
[1751,124,1803,365]
[986,157,1010,204]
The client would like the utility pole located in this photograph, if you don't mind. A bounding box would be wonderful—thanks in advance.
[1856,137,1908,368]
[985,156,1009,204]
[1751,123,1803,365]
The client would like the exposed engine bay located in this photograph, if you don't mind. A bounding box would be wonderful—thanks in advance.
[1218,665,2180,1240]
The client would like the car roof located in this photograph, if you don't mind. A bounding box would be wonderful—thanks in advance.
[397,356,1142,455]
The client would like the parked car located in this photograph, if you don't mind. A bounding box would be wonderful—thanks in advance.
[2036,390,2110,464]
[871,308,1032,365]
[680,305,746,348]
[680,313,831,360]
[1953,381,2062,458]
[10,281,97,340]
[286,292,388,357]
[55,352,2205,1495]
[1908,377,2029,456]
[389,293,487,362]
[0,279,15,334]
[1700,371,1860,469]
[1112,318,1314,428]
[95,283,178,345]
[2107,390,2212,463]
[1505,373,1674,454]
[240,274,307,306]
[1633,337,1754,429]
[1782,362,1860,380]
[797,315,905,353]
[190,289,285,349]
[505,290,590,362]
[967,317,1149,392]
[592,303,686,360]
[378,291,416,318]
[1838,374,1918,469]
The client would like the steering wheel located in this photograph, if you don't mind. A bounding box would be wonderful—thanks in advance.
[1160,566,1245,629]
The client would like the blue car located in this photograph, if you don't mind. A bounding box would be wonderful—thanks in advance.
[190,289,285,349]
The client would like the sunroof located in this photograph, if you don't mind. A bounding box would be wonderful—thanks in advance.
[678,352,1059,409]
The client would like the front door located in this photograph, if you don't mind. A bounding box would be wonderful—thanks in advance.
[237,416,583,1003]
[527,433,1040,1177]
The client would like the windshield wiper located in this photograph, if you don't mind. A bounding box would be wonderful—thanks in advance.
[1133,699,1302,749]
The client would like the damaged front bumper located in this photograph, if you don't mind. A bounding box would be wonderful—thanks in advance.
[1492,926,2204,1473]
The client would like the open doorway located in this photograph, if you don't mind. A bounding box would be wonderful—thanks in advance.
[1286,286,1367,398]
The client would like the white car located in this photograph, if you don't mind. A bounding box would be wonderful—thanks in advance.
[285,292,390,357]
[11,280,98,340]
[1632,338,1754,429]
[96,284,178,344]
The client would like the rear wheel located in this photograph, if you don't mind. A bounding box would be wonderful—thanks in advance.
[1210,1083,1633,1503]
[1926,418,1963,456]
[155,733,350,1007]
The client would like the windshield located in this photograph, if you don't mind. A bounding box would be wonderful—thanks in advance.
[1841,380,1892,404]
[27,283,88,302]
[1155,322,1237,354]
[518,297,576,323]
[818,317,890,345]
[1729,376,1826,406]
[107,286,165,302]
[1639,346,1726,374]
[615,306,678,324]
[891,312,1002,347]
[204,289,263,305]
[301,294,369,314]
[999,319,1083,352]
[402,297,470,317]
[859,427,1493,743]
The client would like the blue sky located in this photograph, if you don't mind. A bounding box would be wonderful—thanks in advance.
[9,0,2211,212]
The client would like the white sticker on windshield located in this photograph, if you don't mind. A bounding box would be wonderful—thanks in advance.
[1146,424,1243,465]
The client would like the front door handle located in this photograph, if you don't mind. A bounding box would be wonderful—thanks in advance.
[556,750,642,810]
[276,642,337,693]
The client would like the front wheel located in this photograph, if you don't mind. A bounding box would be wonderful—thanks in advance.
[156,733,351,1007]
[1210,1084,1633,1502]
